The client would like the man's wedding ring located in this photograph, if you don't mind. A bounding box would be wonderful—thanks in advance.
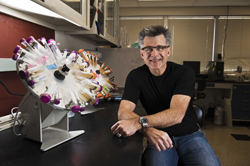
[117,133,122,137]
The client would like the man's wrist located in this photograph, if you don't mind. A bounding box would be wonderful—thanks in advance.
[139,116,148,128]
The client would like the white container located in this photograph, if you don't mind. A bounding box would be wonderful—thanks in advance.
[214,106,225,125]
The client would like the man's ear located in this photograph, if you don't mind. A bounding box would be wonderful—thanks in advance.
[167,47,171,57]
[140,49,144,58]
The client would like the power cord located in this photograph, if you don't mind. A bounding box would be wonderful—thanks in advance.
[0,79,25,96]
[11,107,25,136]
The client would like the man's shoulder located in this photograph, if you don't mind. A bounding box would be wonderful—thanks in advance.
[129,65,148,75]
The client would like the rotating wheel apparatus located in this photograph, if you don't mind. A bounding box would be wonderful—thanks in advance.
[12,36,117,151]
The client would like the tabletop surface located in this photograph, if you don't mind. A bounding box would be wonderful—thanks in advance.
[0,101,144,166]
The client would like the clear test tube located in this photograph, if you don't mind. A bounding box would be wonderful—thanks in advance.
[50,89,60,105]
[78,87,99,106]
[104,81,116,93]
[13,45,39,62]
[13,54,38,67]
[89,53,94,66]
[64,51,77,66]
[40,81,57,103]
[80,79,103,92]
[18,65,45,79]
[75,71,97,79]
[72,88,85,111]
[101,85,111,98]
[20,38,34,51]
[40,37,56,63]
[20,38,45,59]
[62,49,68,59]
[78,49,89,62]
[74,61,89,70]
[99,62,105,73]
[27,36,53,57]
[48,39,63,62]
[94,55,98,66]
[68,88,81,113]
[102,69,113,75]
[27,73,50,87]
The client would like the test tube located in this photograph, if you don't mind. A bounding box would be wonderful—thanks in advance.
[19,65,45,79]
[48,39,63,62]
[94,55,98,66]
[102,69,113,75]
[13,45,46,65]
[68,88,81,113]
[40,37,56,63]
[78,49,89,62]
[99,62,105,73]
[27,36,53,57]
[62,49,68,59]
[74,61,89,70]
[50,89,60,105]
[13,54,37,66]
[78,87,99,106]
[72,89,85,111]
[40,81,57,103]
[20,38,34,51]
[80,79,103,92]
[75,71,97,79]
[64,51,77,66]
[27,73,50,87]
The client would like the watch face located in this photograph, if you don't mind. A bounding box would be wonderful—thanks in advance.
[140,117,148,127]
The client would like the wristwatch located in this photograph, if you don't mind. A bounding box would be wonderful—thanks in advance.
[139,117,148,128]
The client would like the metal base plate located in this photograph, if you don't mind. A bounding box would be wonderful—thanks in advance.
[41,127,85,151]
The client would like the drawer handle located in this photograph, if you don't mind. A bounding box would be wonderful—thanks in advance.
[243,100,250,102]
[242,109,249,111]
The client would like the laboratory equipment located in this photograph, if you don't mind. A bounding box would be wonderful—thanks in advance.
[13,36,117,151]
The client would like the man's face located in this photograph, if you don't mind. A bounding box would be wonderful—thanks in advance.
[140,34,171,76]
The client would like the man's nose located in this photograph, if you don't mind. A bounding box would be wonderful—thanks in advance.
[150,48,158,56]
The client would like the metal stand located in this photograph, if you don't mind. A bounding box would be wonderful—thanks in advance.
[19,92,84,151]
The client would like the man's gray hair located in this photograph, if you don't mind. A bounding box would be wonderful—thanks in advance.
[138,25,171,48]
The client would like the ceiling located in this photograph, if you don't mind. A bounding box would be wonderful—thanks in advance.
[119,0,250,8]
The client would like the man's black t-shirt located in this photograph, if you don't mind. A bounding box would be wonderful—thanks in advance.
[122,61,199,137]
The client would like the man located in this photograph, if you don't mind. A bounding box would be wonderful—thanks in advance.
[111,25,221,166]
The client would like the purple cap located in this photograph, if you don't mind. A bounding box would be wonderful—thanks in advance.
[12,54,19,60]
[40,93,51,103]
[20,38,26,44]
[70,51,77,58]
[19,70,29,79]
[96,82,99,85]
[13,45,21,54]
[85,61,90,68]
[48,39,56,45]
[93,98,99,106]
[71,105,80,113]
[27,80,35,86]
[99,85,103,92]
[40,37,46,42]
[27,36,34,44]
[112,88,117,93]
[80,106,85,112]
[54,99,60,105]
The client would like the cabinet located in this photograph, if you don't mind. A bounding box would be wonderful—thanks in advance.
[66,0,119,46]
[0,0,118,46]
[232,84,250,120]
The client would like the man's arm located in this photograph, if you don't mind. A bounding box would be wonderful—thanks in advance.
[145,94,191,128]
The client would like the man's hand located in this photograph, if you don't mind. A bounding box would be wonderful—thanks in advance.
[143,127,173,152]
[111,118,141,137]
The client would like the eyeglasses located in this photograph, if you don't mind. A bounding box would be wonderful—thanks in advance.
[141,45,170,53]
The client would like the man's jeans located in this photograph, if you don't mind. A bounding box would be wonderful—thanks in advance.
[142,130,221,166]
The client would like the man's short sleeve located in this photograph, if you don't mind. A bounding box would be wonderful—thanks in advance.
[173,66,195,97]
[122,70,141,105]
